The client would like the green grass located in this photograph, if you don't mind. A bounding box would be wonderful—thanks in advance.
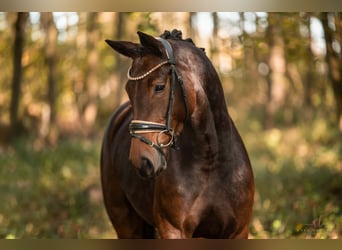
[244,119,342,238]
[0,136,114,238]
[0,119,341,238]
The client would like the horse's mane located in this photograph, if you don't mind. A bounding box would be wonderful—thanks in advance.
[160,29,205,52]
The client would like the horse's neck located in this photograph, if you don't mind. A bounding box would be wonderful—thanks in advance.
[178,48,232,165]
[203,71,231,132]
[182,80,232,166]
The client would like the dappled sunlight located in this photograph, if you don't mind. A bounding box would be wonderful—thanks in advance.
[0,137,113,238]
[245,122,342,238]
[0,12,341,239]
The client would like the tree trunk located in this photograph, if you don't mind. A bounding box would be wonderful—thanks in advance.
[210,12,219,68]
[82,12,100,133]
[113,12,128,107]
[188,12,197,39]
[40,12,58,140]
[265,13,287,129]
[304,13,314,110]
[9,12,29,132]
[321,12,342,132]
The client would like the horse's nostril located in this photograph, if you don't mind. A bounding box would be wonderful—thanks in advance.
[155,167,164,176]
[139,157,154,178]
[142,157,153,170]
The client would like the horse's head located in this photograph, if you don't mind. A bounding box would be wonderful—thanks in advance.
[106,30,192,179]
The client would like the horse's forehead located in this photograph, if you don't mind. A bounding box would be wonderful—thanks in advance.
[132,55,154,68]
[130,55,162,75]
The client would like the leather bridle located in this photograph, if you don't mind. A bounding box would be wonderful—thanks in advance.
[128,38,189,151]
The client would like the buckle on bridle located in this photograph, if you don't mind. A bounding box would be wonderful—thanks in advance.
[156,129,174,148]
[129,120,175,149]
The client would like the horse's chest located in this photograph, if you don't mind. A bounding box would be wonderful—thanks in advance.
[156,170,232,216]
[153,174,235,238]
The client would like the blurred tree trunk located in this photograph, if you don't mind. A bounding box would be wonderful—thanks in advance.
[265,13,277,129]
[40,12,58,140]
[321,12,342,132]
[265,13,286,129]
[303,13,314,110]
[240,12,259,81]
[82,12,99,133]
[282,13,312,122]
[210,12,219,68]
[9,12,29,132]
[113,12,127,107]
[188,12,197,39]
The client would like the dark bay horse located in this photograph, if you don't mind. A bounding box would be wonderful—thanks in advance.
[101,29,254,238]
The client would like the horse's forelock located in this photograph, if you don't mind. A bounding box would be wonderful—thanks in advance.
[159,29,205,52]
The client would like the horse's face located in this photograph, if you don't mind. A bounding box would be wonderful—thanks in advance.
[127,58,181,178]
[106,32,188,178]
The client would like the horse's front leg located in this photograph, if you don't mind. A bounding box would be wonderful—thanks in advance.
[153,176,198,238]
[155,216,193,239]
[154,207,199,239]
[156,221,183,239]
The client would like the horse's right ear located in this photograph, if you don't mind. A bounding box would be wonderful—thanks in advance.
[105,40,140,59]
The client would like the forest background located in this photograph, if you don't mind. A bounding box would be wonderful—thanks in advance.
[0,12,341,239]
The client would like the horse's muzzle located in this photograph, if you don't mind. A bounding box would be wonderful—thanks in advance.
[138,157,155,178]
[136,152,166,179]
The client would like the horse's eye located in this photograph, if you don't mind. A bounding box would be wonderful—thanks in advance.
[154,84,165,93]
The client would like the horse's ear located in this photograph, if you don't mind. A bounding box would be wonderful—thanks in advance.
[137,31,163,58]
[105,39,140,59]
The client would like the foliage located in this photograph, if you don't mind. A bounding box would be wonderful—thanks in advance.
[0,124,340,239]
[243,119,342,238]
[0,12,341,239]
[0,136,113,238]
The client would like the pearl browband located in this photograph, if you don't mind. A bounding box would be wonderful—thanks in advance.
[127,61,169,81]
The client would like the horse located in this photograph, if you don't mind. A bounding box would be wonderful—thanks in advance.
[101,29,254,239]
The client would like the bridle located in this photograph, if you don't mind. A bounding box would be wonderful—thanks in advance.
[128,38,189,151]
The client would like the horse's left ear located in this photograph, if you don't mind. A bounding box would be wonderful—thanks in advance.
[137,31,163,58]
[105,39,140,59]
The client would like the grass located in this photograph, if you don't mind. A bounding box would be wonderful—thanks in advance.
[0,118,341,238]
[244,118,342,238]
[0,136,114,238]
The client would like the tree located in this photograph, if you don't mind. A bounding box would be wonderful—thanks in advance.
[210,12,220,68]
[265,13,287,128]
[83,12,100,132]
[321,12,342,132]
[112,12,127,107]
[40,12,58,139]
[302,13,315,111]
[9,12,29,132]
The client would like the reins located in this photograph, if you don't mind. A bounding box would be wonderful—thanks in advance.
[128,37,189,151]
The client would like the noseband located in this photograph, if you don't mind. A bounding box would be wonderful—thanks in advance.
[128,38,189,151]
